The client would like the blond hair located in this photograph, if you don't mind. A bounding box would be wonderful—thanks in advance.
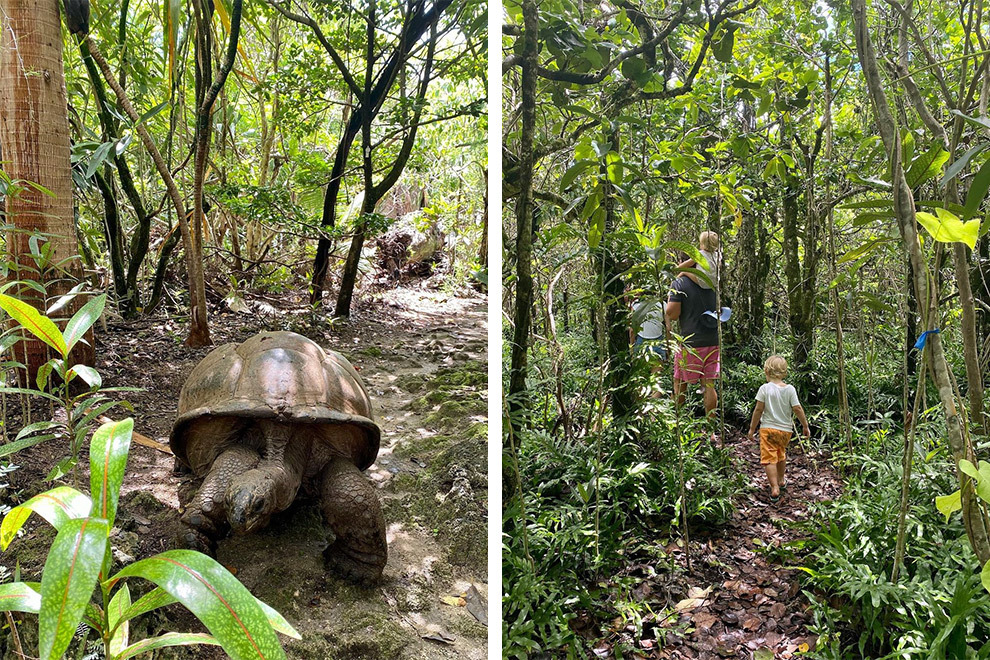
[764,355,788,379]
[699,231,720,252]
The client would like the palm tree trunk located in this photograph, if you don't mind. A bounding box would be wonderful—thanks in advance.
[0,0,94,379]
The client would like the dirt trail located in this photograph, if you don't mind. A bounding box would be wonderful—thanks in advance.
[0,287,488,659]
[652,430,842,659]
[589,428,843,659]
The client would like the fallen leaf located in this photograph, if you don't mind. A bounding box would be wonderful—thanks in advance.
[465,584,487,626]
[798,642,809,652]
[693,612,717,630]
[754,648,774,660]
[742,615,762,631]
[687,585,713,599]
[770,602,786,618]
[422,631,455,645]
[441,595,465,607]
[674,597,706,612]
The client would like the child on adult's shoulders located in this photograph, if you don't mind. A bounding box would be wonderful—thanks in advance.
[747,355,810,502]
[676,230,721,290]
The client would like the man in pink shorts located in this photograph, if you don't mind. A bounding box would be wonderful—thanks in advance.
[664,275,720,417]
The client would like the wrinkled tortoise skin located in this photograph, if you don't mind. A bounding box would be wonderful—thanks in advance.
[170,331,387,582]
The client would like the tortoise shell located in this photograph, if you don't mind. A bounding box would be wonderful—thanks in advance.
[170,331,380,471]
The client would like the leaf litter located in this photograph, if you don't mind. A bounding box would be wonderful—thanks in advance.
[588,428,842,659]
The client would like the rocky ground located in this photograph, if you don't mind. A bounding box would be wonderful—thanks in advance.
[0,285,488,659]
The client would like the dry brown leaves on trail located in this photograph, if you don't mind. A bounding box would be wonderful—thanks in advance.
[591,429,842,660]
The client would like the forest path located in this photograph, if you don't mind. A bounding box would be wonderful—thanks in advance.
[649,428,843,659]
[1,286,487,660]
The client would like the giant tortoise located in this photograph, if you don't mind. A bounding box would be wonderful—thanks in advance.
[170,331,387,581]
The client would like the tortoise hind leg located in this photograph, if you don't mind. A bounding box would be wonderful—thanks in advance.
[181,446,261,555]
[320,459,387,582]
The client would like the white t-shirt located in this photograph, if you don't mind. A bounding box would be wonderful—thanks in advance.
[632,301,664,339]
[756,382,800,432]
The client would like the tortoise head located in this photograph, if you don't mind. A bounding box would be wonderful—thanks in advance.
[225,470,279,534]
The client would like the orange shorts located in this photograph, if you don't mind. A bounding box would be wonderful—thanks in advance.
[759,428,791,464]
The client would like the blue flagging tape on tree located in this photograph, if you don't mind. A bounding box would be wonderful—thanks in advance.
[914,328,940,350]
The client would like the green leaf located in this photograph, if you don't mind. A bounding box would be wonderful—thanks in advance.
[110,550,285,660]
[936,490,962,521]
[0,433,56,459]
[255,598,302,639]
[587,207,605,249]
[0,386,62,404]
[46,456,78,482]
[712,25,737,63]
[561,104,604,123]
[117,633,220,660]
[137,99,169,127]
[901,130,915,165]
[951,109,990,132]
[983,559,990,595]
[63,294,106,353]
[84,142,115,179]
[116,587,177,625]
[39,517,109,660]
[963,156,990,220]
[905,146,950,188]
[619,57,647,81]
[0,294,67,358]
[108,584,131,657]
[1,486,91,550]
[0,582,41,614]
[916,208,980,249]
[67,364,101,390]
[660,240,703,264]
[36,359,55,391]
[46,283,86,316]
[14,420,59,441]
[960,459,980,479]
[559,161,595,192]
[89,418,133,531]
[942,142,990,184]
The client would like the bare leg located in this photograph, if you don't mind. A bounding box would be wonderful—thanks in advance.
[764,463,780,497]
[320,459,387,583]
[702,379,718,417]
[181,446,260,555]
[776,459,786,488]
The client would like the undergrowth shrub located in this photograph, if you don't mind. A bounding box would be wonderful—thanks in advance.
[503,356,746,658]
[801,431,990,659]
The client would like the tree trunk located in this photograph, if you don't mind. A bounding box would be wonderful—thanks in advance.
[507,0,538,433]
[0,0,94,380]
[598,124,633,420]
[781,175,813,374]
[727,200,768,360]
[851,0,990,563]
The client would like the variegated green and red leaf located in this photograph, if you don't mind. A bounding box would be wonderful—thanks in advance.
[1,486,91,550]
[110,550,285,660]
[38,517,109,660]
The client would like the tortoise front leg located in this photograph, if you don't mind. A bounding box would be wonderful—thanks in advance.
[319,459,387,583]
[181,446,261,555]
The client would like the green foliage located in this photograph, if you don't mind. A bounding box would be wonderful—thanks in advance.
[0,418,299,659]
[801,435,990,658]
[212,183,308,229]
[0,290,133,475]
[503,353,745,657]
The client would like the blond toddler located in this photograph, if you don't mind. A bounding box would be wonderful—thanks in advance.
[747,356,810,501]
